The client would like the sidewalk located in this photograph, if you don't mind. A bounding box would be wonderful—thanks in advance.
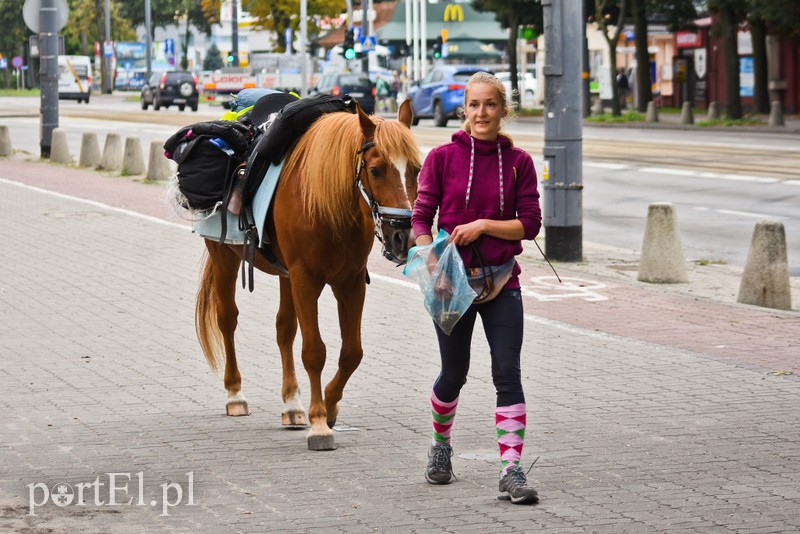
[1,155,798,532]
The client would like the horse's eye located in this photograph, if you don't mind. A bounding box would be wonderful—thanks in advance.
[369,167,382,179]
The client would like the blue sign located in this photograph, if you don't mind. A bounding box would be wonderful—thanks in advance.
[284,28,293,51]
[361,36,376,51]
[353,26,362,43]
[164,38,175,56]
[739,57,754,97]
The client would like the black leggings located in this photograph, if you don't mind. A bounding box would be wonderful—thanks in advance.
[432,289,525,407]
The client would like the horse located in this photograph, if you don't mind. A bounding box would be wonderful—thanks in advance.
[195,100,421,450]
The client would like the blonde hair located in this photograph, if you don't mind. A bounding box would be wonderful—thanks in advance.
[461,72,514,142]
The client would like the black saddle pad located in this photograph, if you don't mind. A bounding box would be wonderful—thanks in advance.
[250,92,300,128]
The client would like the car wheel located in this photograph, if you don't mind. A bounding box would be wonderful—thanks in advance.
[191,103,198,112]
[179,82,193,98]
[154,97,161,111]
[178,104,186,111]
[411,113,420,126]
[141,99,148,110]
[433,101,448,127]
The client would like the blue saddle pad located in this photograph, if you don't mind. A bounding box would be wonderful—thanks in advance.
[192,159,285,246]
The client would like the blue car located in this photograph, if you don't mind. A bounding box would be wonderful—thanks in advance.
[408,66,489,127]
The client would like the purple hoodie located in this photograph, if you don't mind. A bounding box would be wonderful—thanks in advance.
[412,129,542,289]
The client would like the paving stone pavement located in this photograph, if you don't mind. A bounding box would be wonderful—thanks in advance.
[0,159,799,534]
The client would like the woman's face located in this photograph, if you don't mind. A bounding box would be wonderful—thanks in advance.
[464,82,507,141]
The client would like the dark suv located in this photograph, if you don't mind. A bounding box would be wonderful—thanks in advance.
[311,72,375,114]
[141,71,199,111]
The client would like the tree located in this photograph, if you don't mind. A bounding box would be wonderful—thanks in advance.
[243,0,343,53]
[592,0,628,116]
[471,0,543,110]
[204,43,224,70]
[708,0,747,119]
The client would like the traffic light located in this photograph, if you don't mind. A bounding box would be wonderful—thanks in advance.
[343,28,356,60]
[226,52,235,64]
[432,36,443,60]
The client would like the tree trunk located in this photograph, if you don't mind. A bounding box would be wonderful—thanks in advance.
[95,0,108,93]
[749,17,769,114]
[720,5,742,119]
[632,0,652,112]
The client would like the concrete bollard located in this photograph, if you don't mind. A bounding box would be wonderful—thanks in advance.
[768,101,785,127]
[49,128,71,164]
[78,132,101,168]
[679,101,694,125]
[146,140,171,181]
[707,101,720,120]
[121,137,145,176]
[645,101,659,123]
[99,133,122,171]
[637,202,688,283]
[0,125,12,157]
[591,98,604,117]
[737,220,792,310]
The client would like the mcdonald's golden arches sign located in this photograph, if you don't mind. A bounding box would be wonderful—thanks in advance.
[444,4,464,22]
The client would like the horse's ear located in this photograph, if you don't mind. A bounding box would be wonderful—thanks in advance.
[398,99,413,129]
[356,101,376,137]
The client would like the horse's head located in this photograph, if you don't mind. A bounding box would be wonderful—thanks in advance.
[355,100,421,264]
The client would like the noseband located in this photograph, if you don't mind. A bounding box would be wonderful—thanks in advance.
[354,140,412,263]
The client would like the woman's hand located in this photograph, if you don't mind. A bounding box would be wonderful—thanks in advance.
[449,220,485,246]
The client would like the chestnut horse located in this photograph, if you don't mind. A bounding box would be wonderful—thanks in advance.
[196,101,421,450]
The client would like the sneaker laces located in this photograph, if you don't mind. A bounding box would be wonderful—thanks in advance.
[431,445,457,480]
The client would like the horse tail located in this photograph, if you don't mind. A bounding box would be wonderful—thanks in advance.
[196,251,225,372]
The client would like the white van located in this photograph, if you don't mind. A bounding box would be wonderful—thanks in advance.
[58,55,92,103]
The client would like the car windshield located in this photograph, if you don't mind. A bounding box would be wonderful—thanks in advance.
[453,72,478,83]
[340,75,370,87]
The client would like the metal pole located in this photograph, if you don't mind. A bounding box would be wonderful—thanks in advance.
[419,0,427,78]
[541,0,583,261]
[145,0,152,79]
[231,0,239,66]
[404,0,412,85]
[411,0,419,81]
[103,0,111,93]
[582,1,591,117]
[300,0,307,96]
[39,0,59,158]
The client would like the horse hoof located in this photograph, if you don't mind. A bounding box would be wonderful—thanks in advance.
[282,411,308,429]
[226,400,250,416]
[307,434,337,451]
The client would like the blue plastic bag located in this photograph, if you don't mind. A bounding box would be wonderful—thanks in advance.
[403,229,478,335]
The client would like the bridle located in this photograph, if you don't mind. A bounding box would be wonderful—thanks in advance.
[353,140,413,263]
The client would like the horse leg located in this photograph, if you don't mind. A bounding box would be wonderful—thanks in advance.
[324,278,367,429]
[203,241,249,416]
[276,278,307,429]
[290,274,336,451]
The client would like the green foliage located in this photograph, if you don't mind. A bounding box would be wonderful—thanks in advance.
[203,43,224,70]
[244,0,343,52]
[586,110,646,122]
[0,0,33,60]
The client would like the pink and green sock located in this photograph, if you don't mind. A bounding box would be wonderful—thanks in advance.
[496,403,526,475]
[431,391,459,445]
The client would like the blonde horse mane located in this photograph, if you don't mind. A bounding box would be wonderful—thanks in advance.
[281,111,421,232]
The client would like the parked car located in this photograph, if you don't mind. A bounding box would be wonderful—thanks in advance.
[140,71,199,111]
[57,55,92,104]
[407,66,488,127]
[311,72,376,114]
[495,71,540,109]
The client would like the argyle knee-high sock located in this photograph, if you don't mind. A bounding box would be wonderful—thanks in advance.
[431,391,459,445]
[496,403,526,476]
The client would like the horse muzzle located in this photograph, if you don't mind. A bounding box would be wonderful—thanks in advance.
[379,214,413,264]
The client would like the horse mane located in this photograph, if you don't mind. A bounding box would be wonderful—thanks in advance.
[282,111,421,232]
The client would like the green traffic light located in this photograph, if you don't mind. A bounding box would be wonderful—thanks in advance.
[344,48,356,60]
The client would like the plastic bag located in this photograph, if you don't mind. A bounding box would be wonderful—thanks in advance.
[403,229,478,335]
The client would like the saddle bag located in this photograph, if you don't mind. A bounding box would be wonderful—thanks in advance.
[164,120,253,211]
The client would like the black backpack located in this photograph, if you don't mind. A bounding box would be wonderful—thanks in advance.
[164,120,253,211]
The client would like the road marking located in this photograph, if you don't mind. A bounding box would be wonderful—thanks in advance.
[521,276,609,302]
[584,161,789,185]
[693,206,784,220]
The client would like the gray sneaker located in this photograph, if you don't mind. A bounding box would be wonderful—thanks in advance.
[498,465,539,504]
[425,443,454,484]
